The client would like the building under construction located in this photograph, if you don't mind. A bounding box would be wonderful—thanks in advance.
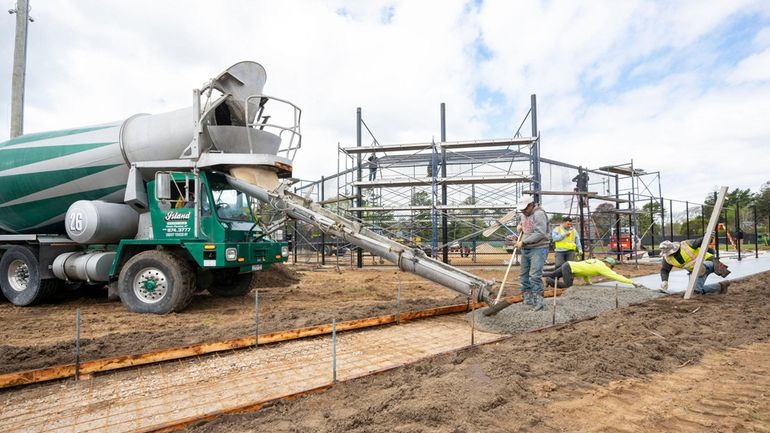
[286,95,684,267]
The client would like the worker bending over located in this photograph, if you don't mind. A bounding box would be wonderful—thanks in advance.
[544,257,643,289]
[659,239,730,294]
[551,217,582,268]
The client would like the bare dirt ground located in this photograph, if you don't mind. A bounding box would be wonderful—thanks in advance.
[0,262,655,374]
[185,271,770,433]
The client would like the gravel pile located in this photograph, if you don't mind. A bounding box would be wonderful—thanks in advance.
[473,285,665,334]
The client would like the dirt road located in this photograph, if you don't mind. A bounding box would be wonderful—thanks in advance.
[185,271,770,433]
[0,263,656,374]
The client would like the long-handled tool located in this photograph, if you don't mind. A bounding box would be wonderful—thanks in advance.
[483,229,523,316]
[492,230,522,305]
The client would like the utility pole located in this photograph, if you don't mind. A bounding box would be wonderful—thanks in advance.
[9,0,32,138]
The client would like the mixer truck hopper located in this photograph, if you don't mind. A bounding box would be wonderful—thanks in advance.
[0,61,299,313]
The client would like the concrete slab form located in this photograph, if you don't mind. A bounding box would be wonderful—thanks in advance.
[0,316,503,433]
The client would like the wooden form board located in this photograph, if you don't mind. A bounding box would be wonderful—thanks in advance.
[684,186,728,299]
[0,291,569,390]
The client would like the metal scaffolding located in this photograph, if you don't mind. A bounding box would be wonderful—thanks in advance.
[287,97,674,267]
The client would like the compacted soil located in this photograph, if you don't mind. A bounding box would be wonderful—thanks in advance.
[0,262,657,373]
[184,271,770,433]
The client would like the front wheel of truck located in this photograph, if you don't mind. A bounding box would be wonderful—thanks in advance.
[118,250,195,314]
[0,246,59,306]
[207,269,253,297]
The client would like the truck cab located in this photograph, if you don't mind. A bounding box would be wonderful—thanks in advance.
[108,170,288,313]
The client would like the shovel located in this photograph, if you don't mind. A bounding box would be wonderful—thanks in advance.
[483,231,522,316]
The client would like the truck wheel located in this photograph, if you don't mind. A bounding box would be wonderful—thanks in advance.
[207,269,253,297]
[0,246,59,306]
[118,250,195,314]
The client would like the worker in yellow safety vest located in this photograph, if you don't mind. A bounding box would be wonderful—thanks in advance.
[544,257,643,289]
[551,217,582,268]
[659,239,730,294]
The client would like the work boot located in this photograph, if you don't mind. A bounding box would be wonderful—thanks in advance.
[719,280,731,294]
[531,293,544,311]
[522,292,531,305]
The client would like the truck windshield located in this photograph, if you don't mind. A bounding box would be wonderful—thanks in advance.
[210,187,254,222]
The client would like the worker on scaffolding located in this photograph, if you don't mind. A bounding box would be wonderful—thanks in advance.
[515,195,550,310]
[659,239,731,295]
[367,153,379,181]
[551,216,582,268]
[544,257,643,289]
[572,167,589,208]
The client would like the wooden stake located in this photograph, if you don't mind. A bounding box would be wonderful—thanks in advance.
[685,186,728,299]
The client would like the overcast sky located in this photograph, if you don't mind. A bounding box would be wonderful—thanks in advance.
[1,0,769,203]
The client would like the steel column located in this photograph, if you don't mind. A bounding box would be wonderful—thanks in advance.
[579,195,586,260]
[735,203,743,262]
[530,94,541,204]
[440,103,449,264]
[669,199,674,241]
[714,192,720,259]
[356,108,363,268]
[321,176,326,265]
[650,197,655,254]
[616,175,622,260]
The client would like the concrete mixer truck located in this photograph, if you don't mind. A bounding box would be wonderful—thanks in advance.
[0,61,299,314]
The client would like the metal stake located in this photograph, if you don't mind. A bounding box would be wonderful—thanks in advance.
[396,279,401,325]
[470,288,476,346]
[615,284,619,309]
[75,308,81,381]
[255,290,259,348]
[551,277,558,325]
[332,319,337,383]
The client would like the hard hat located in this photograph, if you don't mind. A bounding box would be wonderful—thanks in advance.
[518,195,535,208]
[659,240,680,257]
[604,257,617,266]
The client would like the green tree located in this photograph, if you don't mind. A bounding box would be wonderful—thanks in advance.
[591,203,616,238]
[410,190,433,242]
[549,212,565,224]
[754,182,770,232]
[636,200,662,237]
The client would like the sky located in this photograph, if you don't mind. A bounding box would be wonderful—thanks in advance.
[1,0,769,204]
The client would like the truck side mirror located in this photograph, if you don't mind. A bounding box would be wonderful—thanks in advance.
[155,172,171,200]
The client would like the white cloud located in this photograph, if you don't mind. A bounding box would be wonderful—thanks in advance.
[0,0,769,206]
[727,47,770,83]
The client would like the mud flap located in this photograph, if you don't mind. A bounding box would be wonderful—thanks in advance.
[107,281,120,301]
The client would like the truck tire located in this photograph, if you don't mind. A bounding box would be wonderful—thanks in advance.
[0,246,59,306]
[118,250,195,314]
[207,269,253,297]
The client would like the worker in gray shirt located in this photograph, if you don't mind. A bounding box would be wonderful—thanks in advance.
[515,195,550,310]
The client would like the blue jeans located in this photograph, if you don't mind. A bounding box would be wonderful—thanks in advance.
[520,247,548,296]
[694,260,721,294]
